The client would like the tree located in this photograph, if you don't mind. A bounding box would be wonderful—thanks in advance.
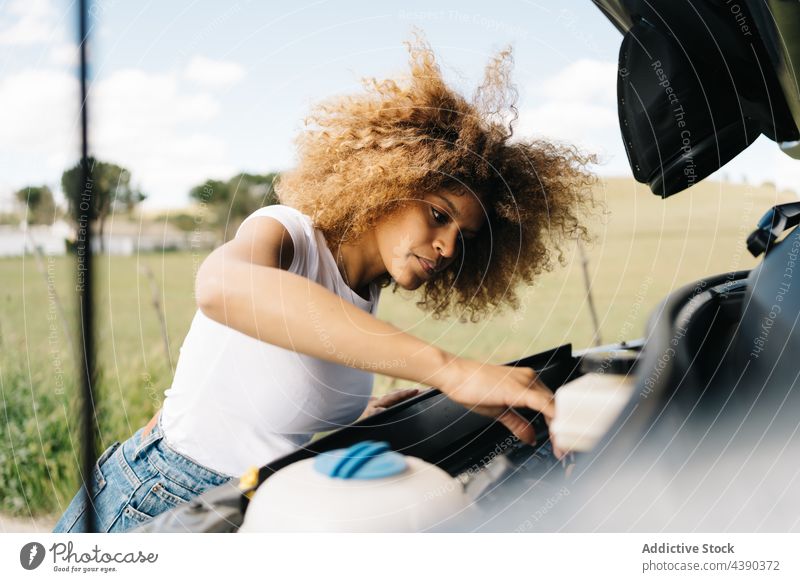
[189,172,279,241]
[61,157,146,251]
[15,185,56,225]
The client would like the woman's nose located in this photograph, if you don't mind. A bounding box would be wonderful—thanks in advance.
[434,229,459,258]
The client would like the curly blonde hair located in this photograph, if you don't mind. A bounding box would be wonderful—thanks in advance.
[277,33,596,321]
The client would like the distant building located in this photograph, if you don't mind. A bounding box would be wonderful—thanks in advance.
[0,220,71,257]
[0,218,215,257]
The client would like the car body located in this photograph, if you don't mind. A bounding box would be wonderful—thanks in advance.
[141,0,800,532]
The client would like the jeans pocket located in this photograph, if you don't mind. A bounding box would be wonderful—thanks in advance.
[52,441,121,533]
[119,478,195,531]
[147,439,232,492]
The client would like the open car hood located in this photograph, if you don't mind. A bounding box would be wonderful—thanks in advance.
[594,0,800,196]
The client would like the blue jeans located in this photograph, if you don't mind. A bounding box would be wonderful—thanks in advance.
[53,414,233,533]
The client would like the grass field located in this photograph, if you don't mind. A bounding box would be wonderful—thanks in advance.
[0,176,793,517]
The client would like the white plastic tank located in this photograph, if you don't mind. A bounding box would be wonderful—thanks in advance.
[239,441,471,532]
[550,350,639,453]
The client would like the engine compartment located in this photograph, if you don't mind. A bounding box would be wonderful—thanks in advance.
[139,233,800,531]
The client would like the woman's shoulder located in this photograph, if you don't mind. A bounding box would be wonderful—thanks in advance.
[241,204,312,226]
[236,204,322,277]
[237,204,315,240]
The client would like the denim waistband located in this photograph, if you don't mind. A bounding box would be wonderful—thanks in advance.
[133,411,164,461]
[131,411,234,488]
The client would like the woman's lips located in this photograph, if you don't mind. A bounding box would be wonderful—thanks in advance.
[416,255,435,275]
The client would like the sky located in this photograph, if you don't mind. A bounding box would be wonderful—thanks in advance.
[1,0,798,210]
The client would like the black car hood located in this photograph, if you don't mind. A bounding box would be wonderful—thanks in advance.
[594,0,800,197]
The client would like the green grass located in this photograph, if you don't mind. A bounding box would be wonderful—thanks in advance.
[0,177,793,516]
[0,252,197,515]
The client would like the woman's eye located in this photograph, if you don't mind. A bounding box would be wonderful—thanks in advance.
[431,208,448,224]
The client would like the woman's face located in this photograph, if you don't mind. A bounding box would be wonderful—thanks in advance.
[375,189,485,290]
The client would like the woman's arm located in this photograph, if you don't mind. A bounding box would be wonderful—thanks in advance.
[196,216,554,442]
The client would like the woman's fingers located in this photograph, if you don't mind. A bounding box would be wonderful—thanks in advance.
[375,388,419,408]
[501,378,555,419]
[492,367,555,419]
[437,361,556,420]
[527,388,556,420]
[360,388,420,419]
[520,373,556,419]
[496,409,537,446]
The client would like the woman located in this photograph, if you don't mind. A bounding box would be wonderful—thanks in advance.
[54,36,594,533]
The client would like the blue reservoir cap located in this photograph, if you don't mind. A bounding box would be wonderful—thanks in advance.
[313,441,408,480]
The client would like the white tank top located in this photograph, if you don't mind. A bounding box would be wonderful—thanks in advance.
[161,205,380,477]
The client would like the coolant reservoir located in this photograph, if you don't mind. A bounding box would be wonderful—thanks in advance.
[238,441,470,532]
[550,350,638,453]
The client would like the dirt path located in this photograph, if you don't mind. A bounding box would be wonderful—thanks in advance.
[0,513,57,533]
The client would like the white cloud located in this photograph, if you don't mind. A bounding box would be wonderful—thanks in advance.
[516,59,800,190]
[0,66,235,208]
[94,69,220,128]
[91,69,233,207]
[48,42,79,67]
[519,100,617,136]
[537,59,618,104]
[0,0,58,46]
[184,56,246,88]
[517,59,627,172]
[766,145,800,196]
[0,69,79,151]
[0,68,77,206]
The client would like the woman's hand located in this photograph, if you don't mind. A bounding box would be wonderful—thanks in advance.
[433,358,555,445]
[359,388,421,419]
